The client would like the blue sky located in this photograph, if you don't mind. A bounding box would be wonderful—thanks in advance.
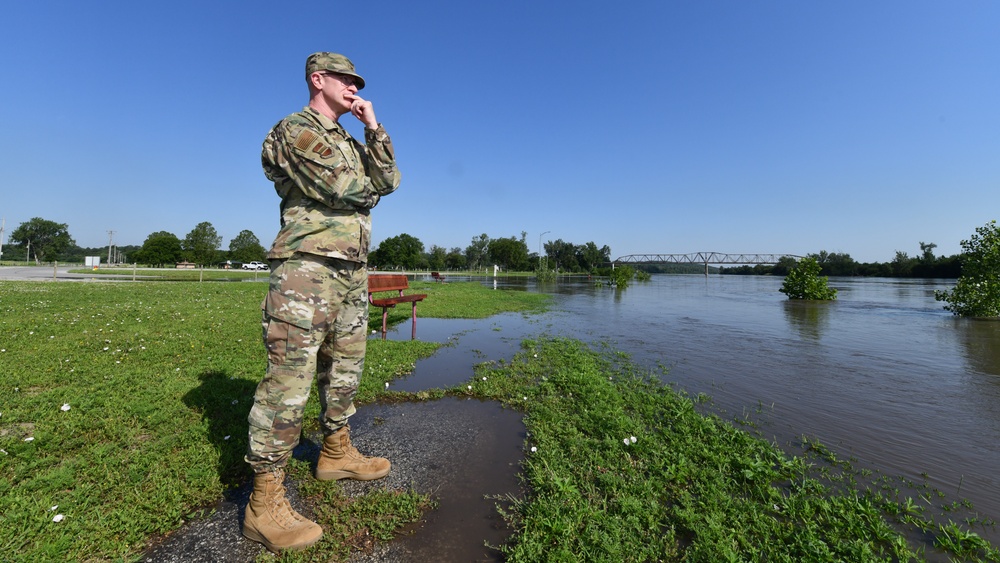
[2,1,997,263]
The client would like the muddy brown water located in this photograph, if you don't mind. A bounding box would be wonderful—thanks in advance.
[384,274,1000,555]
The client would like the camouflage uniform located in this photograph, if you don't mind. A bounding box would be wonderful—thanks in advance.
[246,100,400,472]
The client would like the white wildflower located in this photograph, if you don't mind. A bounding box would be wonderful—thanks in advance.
[481,377,487,381]
[467,385,472,390]
[61,404,71,412]
[624,438,630,445]
[24,437,34,442]
[53,514,64,523]
[384,382,389,389]
[530,446,537,453]
[630,436,637,444]
[231,400,238,405]
[50,505,58,511]
[224,435,231,441]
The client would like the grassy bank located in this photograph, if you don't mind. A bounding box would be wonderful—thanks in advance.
[461,338,999,562]
[1,279,996,561]
[0,280,545,561]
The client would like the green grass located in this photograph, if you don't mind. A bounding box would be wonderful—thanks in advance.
[458,337,1000,562]
[2,279,996,562]
[0,280,546,561]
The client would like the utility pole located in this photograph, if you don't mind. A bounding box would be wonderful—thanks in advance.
[107,230,115,265]
[538,230,550,271]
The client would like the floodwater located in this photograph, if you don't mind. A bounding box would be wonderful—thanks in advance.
[380,274,1000,554]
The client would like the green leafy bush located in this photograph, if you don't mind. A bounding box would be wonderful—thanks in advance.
[608,265,635,288]
[780,256,837,300]
[935,220,1000,317]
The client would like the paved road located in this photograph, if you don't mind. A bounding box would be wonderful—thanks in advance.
[0,265,130,281]
[0,265,162,281]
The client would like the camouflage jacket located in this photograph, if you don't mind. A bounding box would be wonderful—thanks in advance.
[261,106,400,262]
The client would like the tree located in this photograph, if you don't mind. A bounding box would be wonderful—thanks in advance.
[427,245,447,271]
[445,247,466,270]
[545,239,578,272]
[780,256,837,300]
[182,221,222,265]
[772,256,799,276]
[9,217,75,263]
[891,250,915,277]
[812,250,857,276]
[464,234,490,271]
[488,236,530,271]
[371,233,424,269]
[920,242,937,263]
[229,230,267,264]
[576,241,611,272]
[134,231,182,266]
[935,220,1000,317]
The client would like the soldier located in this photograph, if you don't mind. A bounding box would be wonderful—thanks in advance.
[243,52,401,553]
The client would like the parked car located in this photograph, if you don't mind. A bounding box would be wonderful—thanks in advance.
[241,261,268,270]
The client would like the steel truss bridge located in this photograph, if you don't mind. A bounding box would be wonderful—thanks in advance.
[614,253,802,274]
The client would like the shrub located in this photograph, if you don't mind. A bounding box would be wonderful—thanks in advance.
[780,257,837,300]
[935,220,1000,317]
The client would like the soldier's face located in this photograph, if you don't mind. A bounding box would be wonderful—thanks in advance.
[321,73,359,115]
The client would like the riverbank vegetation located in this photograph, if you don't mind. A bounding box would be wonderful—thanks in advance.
[469,337,998,561]
[935,220,1000,317]
[1,280,996,561]
[780,256,838,300]
[720,245,962,278]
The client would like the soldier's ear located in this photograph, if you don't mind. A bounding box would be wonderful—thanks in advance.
[308,72,325,91]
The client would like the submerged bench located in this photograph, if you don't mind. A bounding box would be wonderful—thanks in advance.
[368,274,427,339]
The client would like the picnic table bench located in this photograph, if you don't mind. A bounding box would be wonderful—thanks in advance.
[431,271,446,282]
[368,274,427,339]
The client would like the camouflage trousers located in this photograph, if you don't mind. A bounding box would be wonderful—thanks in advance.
[245,253,369,473]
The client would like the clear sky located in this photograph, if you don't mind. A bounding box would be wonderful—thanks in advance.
[2,1,997,263]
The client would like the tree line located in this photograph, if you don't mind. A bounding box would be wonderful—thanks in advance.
[2,217,266,267]
[718,243,961,278]
[369,231,612,273]
[3,218,614,273]
[0,216,972,279]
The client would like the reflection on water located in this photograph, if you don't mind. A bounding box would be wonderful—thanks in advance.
[955,318,1000,377]
[781,300,832,341]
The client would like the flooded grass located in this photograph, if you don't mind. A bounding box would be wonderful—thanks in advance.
[462,337,1000,562]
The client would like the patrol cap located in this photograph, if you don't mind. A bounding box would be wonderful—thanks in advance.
[305,52,365,90]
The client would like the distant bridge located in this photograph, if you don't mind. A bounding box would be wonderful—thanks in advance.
[614,253,802,274]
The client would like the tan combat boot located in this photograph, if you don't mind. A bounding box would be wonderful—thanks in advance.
[315,425,391,481]
[242,468,323,553]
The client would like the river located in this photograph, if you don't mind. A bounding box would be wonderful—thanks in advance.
[396,274,1000,548]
